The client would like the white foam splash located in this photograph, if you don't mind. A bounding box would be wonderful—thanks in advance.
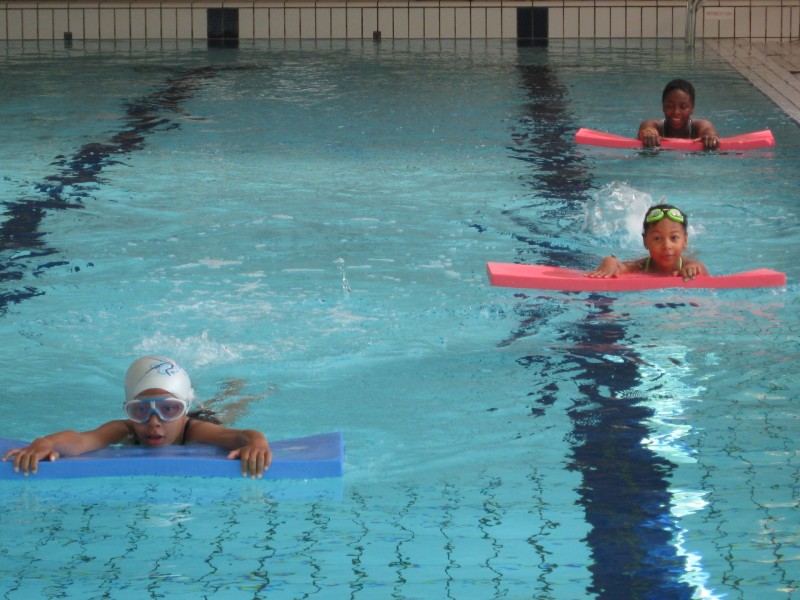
[582,182,654,249]
[134,330,243,369]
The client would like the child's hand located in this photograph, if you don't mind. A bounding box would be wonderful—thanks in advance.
[2,440,60,476]
[639,127,660,148]
[586,256,620,278]
[697,134,720,151]
[679,263,706,281]
[228,439,272,479]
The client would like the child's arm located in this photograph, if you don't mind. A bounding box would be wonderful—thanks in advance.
[2,420,130,475]
[186,420,272,479]
[586,256,642,278]
[679,258,709,280]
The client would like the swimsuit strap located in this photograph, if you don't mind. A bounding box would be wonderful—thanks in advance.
[645,257,683,272]
[181,417,193,445]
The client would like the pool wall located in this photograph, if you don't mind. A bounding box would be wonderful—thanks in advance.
[0,0,798,41]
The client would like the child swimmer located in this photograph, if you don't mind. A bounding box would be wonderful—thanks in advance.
[638,79,720,151]
[588,204,708,281]
[2,356,271,478]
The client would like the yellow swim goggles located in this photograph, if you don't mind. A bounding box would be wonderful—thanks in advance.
[645,207,685,224]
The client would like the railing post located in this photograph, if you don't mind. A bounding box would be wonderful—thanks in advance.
[685,0,705,47]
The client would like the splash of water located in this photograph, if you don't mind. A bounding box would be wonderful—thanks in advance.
[335,257,351,294]
[582,182,656,250]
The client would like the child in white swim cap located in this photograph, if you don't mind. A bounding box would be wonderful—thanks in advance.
[3,356,271,478]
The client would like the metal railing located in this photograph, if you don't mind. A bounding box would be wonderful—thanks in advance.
[685,0,705,46]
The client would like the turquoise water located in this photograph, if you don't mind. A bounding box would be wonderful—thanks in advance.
[0,39,798,599]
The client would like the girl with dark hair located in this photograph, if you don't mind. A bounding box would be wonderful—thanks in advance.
[638,79,720,150]
[588,204,709,280]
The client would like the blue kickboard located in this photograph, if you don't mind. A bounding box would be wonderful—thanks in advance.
[0,432,344,480]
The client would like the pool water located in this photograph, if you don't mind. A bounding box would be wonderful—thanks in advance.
[0,39,798,599]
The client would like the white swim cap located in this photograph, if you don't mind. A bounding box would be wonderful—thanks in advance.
[124,356,195,403]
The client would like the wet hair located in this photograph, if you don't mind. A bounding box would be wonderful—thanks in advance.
[662,79,696,104]
[643,203,688,233]
[188,408,222,424]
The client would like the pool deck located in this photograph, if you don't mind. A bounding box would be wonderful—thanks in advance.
[709,39,800,124]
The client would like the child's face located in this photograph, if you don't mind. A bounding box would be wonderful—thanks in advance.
[662,89,695,132]
[127,389,188,447]
[642,218,688,273]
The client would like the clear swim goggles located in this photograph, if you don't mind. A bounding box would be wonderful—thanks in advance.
[645,207,685,224]
[123,396,189,423]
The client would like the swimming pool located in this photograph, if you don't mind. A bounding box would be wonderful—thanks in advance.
[0,38,798,599]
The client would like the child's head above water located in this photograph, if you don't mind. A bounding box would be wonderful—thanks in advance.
[642,203,688,234]
[641,203,690,273]
[662,79,696,104]
[124,355,195,403]
[3,354,272,477]
[589,203,706,280]
[123,356,195,426]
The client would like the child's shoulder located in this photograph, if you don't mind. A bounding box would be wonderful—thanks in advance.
[100,419,138,445]
[622,257,647,271]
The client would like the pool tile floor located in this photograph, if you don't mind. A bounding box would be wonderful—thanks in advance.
[710,39,800,124]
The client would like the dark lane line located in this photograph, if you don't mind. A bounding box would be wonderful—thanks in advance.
[507,56,696,598]
[0,64,249,315]
[505,62,595,271]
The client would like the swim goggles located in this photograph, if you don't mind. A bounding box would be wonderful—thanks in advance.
[645,207,685,224]
[123,396,189,423]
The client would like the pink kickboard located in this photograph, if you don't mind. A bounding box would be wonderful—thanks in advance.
[486,262,786,292]
[574,128,775,151]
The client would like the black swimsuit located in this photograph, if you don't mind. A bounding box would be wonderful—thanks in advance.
[181,418,193,444]
[661,117,694,138]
